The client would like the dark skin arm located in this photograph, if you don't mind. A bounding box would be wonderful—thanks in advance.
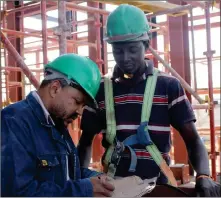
[177,121,220,197]
[78,106,105,168]
[175,121,210,176]
[78,130,96,168]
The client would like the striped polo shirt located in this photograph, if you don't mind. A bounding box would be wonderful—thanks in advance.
[81,60,196,183]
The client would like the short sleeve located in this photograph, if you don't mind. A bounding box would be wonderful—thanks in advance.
[168,78,196,129]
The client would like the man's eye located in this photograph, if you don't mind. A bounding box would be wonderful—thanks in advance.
[113,49,122,54]
[130,47,138,53]
[72,98,80,105]
[75,100,81,105]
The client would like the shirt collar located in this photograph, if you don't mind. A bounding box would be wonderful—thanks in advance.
[142,60,154,79]
[32,91,55,126]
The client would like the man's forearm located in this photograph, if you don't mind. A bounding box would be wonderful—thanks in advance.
[187,137,210,176]
[177,122,210,177]
[78,129,96,168]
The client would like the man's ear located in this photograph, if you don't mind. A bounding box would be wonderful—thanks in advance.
[49,80,62,98]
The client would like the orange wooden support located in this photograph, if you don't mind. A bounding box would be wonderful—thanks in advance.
[0,31,39,89]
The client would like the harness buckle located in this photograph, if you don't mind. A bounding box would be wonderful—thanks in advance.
[110,141,125,166]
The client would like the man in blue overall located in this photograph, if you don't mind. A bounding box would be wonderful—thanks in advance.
[1,54,114,197]
[78,4,220,197]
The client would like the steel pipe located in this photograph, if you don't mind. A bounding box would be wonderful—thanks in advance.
[46,1,110,15]
[149,46,204,104]
[192,104,209,110]
[184,1,205,9]
[204,2,216,181]
[6,2,40,14]
[95,2,103,71]
[0,31,39,89]
[8,81,23,87]
[1,66,43,73]
[66,2,109,16]
[1,28,96,48]
[58,0,67,55]
[147,4,192,18]
[41,0,48,64]
[189,7,197,91]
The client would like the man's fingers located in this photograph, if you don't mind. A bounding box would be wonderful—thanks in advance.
[99,176,115,191]
[101,188,114,197]
[102,180,115,191]
[92,176,114,197]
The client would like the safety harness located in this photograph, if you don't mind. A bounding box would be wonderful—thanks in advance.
[103,68,177,187]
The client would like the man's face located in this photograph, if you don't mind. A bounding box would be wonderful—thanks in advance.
[48,80,85,127]
[112,41,146,75]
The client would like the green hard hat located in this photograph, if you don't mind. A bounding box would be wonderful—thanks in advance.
[45,53,101,107]
[105,4,150,43]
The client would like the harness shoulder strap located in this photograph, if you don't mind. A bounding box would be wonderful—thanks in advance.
[104,76,116,145]
[142,69,177,187]
[104,76,117,177]
[141,68,158,122]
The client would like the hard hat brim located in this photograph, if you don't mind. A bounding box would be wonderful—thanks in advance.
[104,32,149,44]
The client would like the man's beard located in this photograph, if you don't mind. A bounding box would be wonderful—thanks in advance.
[49,105,78,130]
[50,113,66,131]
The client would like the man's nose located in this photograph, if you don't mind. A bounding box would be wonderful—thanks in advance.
[123,51,130,62]
[76,104,84,116]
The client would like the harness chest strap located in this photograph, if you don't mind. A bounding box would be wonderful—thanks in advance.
[103,69,177,187]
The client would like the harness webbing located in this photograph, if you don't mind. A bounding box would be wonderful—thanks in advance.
[103,69,177,187]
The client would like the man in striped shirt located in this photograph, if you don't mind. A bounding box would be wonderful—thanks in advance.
[78,4,220,197]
